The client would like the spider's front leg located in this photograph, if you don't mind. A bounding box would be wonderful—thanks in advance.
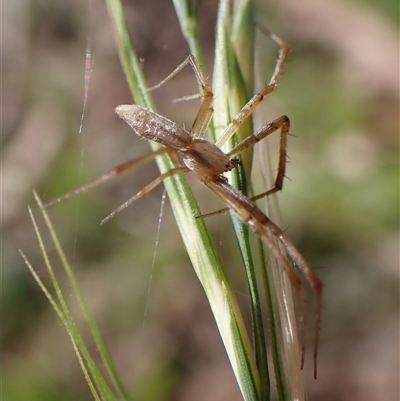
[215,34,290,149]
[147,54,214,139]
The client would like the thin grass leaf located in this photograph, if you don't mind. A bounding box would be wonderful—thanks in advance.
[213,1,308,400]
[24,199,124,401]
[258,242,290,401]
[34,191,131,400]
[258,142,306,401]
[212,1,271,400]
[20,250,102,401]
[171,0,204,65]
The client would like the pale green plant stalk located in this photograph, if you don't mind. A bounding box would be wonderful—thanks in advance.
[211,1,272,400]
[211,1,304,400]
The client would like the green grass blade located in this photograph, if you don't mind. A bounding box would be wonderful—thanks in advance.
[258,242,290,401]
[171,0,204,65]
[212,1,271,400]
[212,1,308,400]
[19,250,102,401]
[25,196,125,401]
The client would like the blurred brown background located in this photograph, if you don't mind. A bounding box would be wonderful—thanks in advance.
[2,0,399,400]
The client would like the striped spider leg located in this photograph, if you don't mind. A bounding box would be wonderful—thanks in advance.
[44,35,322,378]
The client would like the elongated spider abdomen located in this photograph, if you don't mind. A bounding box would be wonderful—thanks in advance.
[116,105,193,150]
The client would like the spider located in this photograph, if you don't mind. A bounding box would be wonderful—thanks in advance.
[44,34,322,379]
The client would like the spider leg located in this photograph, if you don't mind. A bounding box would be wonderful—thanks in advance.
[248,195,322,379]
[101,166,189,224]
[185,55,214,139]
[197,115,289,218]
[216,35,290,148]
[205,177,322,379]
[43,147,171,209]
[147,54,213,139]
[228,115,290,198]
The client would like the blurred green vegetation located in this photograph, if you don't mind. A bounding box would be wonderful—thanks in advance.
[2,0,398,400]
